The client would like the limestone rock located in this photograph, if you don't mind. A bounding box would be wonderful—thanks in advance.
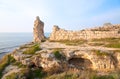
[33,16,45,42]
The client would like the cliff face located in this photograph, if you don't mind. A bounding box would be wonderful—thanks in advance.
[33,16,45,42]
[9,42,120,72]
[1,41,120,79]
[49,24,120,41]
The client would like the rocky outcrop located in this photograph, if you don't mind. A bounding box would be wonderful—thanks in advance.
[33,16,45,42]
[10,42,120,72]
[49,24,120,41]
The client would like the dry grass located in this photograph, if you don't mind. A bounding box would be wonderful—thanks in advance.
[23,44,41,54]
[92,38,120,48]
[50,40,87,46]
[92,50,110,56]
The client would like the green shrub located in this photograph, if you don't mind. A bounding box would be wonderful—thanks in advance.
[23,44,41,54]
[28,68,45,79]
[53,51,62,60]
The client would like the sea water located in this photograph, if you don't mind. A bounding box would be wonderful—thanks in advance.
[0,32,50,58]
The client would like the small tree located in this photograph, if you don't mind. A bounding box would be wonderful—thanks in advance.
[103,23,112,26]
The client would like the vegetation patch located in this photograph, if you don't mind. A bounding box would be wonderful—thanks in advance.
[88,42,105,46]
[0,54,15,78]
[5,68,29,79]
[92,50,110,56]
[53,50,63,60]
[91,38,120,48]
[12,61,26,68]
[45,70,97,79]
[92,75,114,79]
[92,38,120,42]
[23,44,41,54]
[45,70,120,79]
[5,72,17,79]
[105,43,120,48]
[28,68,45,79]
[50,40,87,46]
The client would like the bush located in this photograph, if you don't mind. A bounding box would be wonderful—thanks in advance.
[23,44,41,54]
[53,51,62,60]
[28,68,45,79]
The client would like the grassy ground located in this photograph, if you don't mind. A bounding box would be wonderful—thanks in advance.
[50,40,87,46]
[92,38,120,48]
[23,44,41,54]
[45,70,120,79]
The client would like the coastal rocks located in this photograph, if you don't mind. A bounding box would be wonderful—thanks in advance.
[33,16,45,42]
[2,68,28,79]
[2,65,21,79]
[8,41,120,74]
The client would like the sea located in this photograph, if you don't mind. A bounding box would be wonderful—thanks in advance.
[0,32,50,58]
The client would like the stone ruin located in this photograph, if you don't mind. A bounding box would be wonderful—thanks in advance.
[33,16,120,42]
[33,16,45,42]
[49,24,120,41]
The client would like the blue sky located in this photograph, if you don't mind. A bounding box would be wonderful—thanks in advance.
[0,0,120,32]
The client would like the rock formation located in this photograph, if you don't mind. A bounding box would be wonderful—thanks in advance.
[33,16,45,42]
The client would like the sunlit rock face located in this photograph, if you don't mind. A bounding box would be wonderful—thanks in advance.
[33,16,45,42]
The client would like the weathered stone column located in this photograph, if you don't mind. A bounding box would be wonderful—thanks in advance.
[33,16,45,42]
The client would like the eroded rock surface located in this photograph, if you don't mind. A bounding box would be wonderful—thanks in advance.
[10,42,120,72]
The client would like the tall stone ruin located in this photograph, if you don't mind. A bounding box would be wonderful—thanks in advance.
[33,16,45,42]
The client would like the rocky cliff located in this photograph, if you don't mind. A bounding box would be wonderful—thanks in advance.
[49,24,120,41]
[33,16,45,42]
[1,40,120,79]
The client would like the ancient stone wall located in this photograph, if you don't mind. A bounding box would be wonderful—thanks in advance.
[49,25,120,41]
